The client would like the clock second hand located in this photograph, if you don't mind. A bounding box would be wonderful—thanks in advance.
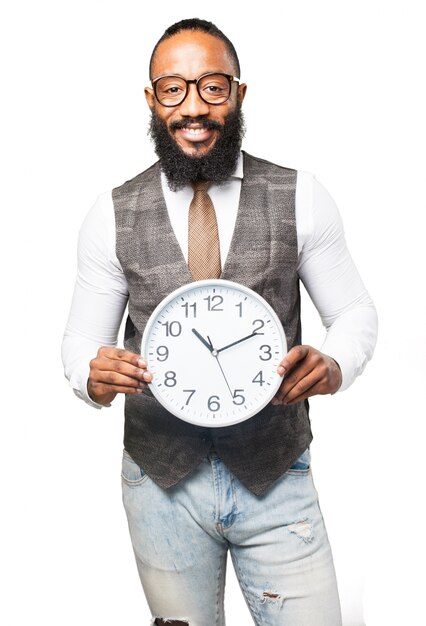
[207,335,234,399]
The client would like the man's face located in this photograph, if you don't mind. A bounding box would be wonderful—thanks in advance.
[145,30,247,159]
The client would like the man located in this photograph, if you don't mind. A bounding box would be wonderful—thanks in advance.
[62,18,377,626]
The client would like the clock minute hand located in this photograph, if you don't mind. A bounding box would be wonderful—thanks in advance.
[192,328,214,353]
[216,332,258,355]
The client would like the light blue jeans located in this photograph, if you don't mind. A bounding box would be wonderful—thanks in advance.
[122,447,342,626]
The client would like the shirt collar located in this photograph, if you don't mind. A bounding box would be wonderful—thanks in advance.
[233,150,244,179]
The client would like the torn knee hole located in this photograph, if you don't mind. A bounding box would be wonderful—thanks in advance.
[286,519,313,542]
[263,591,279,599]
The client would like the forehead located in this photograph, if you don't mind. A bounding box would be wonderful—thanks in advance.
[152,30,237,78]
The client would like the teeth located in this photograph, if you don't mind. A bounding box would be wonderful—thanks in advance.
[184,127,206,134]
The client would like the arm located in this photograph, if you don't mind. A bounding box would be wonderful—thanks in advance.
[273,173,378,405]
[61,192,152,408]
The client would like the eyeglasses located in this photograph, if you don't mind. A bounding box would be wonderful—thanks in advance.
[151,72,239,107]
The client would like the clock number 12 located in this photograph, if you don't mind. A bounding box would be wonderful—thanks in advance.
[204,295,224,311]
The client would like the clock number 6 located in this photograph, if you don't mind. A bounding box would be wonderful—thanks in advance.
[208,396,220,411]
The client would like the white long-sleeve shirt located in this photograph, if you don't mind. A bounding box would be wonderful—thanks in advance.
[62,153,378,409]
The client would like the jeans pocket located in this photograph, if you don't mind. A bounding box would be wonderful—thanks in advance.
[121,449,148,486]
[287,447,311,474]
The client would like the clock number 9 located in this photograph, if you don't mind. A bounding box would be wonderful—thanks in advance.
[164,371,177,387]
[208,395,220,411]
[156,345,169,361]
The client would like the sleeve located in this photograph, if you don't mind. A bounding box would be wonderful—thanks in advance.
[61,191,129,408]
[296,172,378,391]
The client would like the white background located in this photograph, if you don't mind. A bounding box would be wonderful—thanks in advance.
[1,1,425,624]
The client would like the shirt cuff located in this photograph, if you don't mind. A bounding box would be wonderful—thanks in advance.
[68,363,111,409]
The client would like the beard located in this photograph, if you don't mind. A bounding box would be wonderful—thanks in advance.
[148,106,246,191]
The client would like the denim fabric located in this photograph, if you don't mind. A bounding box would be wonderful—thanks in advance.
[122,448,342,626]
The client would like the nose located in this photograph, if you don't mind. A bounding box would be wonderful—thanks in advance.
[178,83,210,117]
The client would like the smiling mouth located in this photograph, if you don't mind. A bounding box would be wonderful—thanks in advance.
[184,127,209,135]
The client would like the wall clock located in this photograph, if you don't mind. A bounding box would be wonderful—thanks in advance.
[141,279,287,427]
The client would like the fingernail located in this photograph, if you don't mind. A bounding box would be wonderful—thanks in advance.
[138,358,147,368]
[136,388,144,394]
[143,371,151,381]
[277,366,285,375]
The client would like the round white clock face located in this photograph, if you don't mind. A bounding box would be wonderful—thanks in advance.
[141,279,287,427]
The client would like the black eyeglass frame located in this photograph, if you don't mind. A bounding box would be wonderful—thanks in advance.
[150,72,240,107]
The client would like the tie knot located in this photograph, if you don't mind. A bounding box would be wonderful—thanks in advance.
[192,180,210,194]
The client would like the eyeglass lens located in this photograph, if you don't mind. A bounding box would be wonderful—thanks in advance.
[155,74,231,106]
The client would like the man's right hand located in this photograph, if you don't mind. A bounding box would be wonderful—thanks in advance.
[88,347,153,406]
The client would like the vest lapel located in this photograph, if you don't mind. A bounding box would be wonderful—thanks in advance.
[149,162,193,284]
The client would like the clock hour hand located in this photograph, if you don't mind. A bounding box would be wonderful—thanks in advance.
[216,332,258,355]
[192,328,214,353]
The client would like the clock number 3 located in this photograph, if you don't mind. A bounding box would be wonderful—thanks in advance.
[259,345,272,361]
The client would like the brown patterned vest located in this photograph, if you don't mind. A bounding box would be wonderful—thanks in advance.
[112,151,312,496]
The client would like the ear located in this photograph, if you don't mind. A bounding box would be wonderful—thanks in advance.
[145,86,155,110]
[237,83,247,106]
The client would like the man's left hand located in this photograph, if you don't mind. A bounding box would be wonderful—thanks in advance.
[271,345,342,406]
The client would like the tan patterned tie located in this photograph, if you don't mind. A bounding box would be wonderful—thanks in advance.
[188,181,221,280]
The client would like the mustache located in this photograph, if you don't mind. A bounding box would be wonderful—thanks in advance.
[169,118,223,131]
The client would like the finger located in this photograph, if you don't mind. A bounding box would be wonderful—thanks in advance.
[277,345,310,376]
[97,346,146,368]
[281,368,324,404]
[273,355,318,403]
[90,381,147,396]
[94,358,152,382]
[93,370,151,389]
[271,374,324,407]
[283,379,328,405]
[276,358,319,400]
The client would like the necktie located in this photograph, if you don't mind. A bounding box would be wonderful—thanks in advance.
[188,180,221,280]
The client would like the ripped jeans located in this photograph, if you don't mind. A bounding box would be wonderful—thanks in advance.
[121,447,342,626]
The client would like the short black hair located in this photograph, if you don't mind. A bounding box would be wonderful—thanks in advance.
[149,18,241,80]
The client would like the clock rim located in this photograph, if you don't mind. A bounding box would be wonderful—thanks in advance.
[141,279,287,428]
